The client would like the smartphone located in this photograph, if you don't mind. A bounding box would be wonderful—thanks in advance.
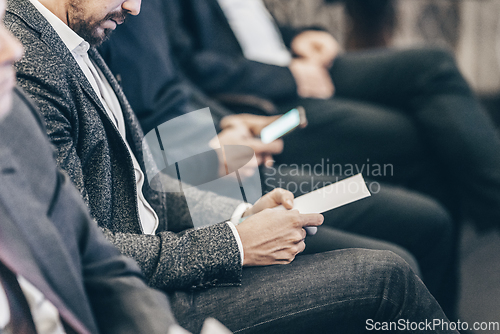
[260,107,307,144]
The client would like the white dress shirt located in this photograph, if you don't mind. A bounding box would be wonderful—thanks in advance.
[217,0,292,66]
[0,276,65,334]
[0,281,9,329]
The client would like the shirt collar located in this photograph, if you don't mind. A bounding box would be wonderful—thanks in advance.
[28,0,87,54]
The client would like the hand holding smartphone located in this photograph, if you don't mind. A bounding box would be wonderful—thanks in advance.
[260,107,307,144]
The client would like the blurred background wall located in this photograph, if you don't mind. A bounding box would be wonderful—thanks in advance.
[264,0,500,96]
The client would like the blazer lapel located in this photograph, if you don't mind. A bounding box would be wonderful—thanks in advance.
[89,48,161,179]
[89,49,145,155]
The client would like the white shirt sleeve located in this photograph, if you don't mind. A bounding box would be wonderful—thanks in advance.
[168,324,192,334]
[226,202,253,265]
[0,281,9,330]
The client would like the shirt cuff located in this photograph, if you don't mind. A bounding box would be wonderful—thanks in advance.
[227,202,252,265]
[168,325,191,334]
[230,202,253,225]
[226,221,244,265]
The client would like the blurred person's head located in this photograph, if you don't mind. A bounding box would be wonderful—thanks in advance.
[39,0,141,46]
[0,0,23,122]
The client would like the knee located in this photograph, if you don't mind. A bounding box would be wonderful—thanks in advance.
[371,250,415,278]
[415,47,455,68]
[399,192,454,247]
[419,200,454,246]
[356,249,418,291]
[368,250,421,316]
[410,47,471,94]
[384,246,421,278]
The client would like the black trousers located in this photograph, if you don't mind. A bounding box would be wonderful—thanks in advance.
[277,47,500,230]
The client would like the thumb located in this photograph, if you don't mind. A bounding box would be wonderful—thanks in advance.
[268,188,294,209]
[300,213,324,227]
[247,138,284,155]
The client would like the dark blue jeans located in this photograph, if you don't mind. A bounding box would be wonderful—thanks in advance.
[169,249,458,334]
[263,171,453,316]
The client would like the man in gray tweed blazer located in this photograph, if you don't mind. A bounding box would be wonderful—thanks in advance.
[4,0,459,332]
[0,4,226,331]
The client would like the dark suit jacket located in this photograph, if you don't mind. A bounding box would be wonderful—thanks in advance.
[5,0,242,291]
[0,88,177,333]
[98,0,233,134]
[165,0,302,102]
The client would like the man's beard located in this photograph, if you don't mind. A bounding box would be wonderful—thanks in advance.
[71,10,128,46]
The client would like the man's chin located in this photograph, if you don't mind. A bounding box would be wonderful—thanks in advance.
[90,28,114,46]
[74,25,114,47]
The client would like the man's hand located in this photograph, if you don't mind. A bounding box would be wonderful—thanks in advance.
[243,188,294,217]
[289,58,335,99]
[236,209,324,266]
[220,114,280,136]
[291,30,340,68]
[211,123,283,176]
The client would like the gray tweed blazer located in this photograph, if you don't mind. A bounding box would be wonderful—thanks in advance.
[5,0,243,290]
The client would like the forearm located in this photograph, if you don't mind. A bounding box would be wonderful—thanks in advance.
[188,52,298,101]
[101,222,242,290]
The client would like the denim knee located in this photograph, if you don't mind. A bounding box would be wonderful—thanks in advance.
[369,250,420,320]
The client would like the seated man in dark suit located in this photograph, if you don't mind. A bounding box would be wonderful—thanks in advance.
[4,0,460,332]
[98,0,455,316]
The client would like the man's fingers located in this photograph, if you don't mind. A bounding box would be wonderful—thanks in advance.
[299,213,324,227]
[219,116,243,129]
[297,240,306,254]
[247,137,283,155]
[299,228,307,240]
[274,241,306,264]
[248,115,279,135]
[269,188,294,209]
[263,155,274,167]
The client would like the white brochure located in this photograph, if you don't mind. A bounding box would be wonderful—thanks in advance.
[273,173,371,234]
